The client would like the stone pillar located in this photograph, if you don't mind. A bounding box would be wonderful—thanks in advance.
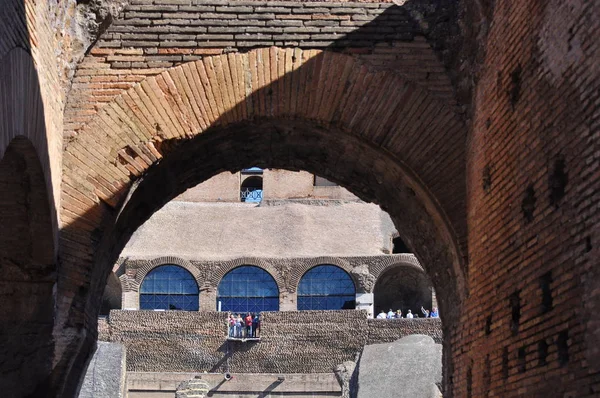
[121,290,139,310]
[355,293,374,318]
[280,290,297,311]
[431,289,438,311]
[77,342,127,398]
[350,264,376,318]
[201,286,217,312]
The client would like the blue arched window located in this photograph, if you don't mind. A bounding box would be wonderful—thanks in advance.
[217,266,279,313]
[140,265,199,311]
[298,265,356,310]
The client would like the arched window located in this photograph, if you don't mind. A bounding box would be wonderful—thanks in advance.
[140,265,199,311]
[240,176,263,202]
[217,266,279,313]
[298,265,356,310]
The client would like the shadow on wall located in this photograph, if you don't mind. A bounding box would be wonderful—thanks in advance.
[56,2,468,396]
[0,48,58,398]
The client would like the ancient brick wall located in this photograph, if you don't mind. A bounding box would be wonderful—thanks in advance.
[65,0,457,137]
[101,310,442,373]
[0,1,70,396]
[460,1,600,397]
[367,318,442,344]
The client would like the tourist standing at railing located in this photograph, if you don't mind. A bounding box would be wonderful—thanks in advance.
[406,310,414,318]
[228,314,236,337]
[395,310,402,318]
[252,314,259,337]
[386,309,395,319]
[236,314,243,337]
[430,307,439,318]
[421,306,430,318]
[376,310,386,319]
[245,313,253,337]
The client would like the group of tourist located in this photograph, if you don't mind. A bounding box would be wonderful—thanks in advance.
[228,313,261,338]
[376,306,439,319]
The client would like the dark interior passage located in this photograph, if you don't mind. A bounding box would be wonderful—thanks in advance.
[0,137,56,396]
[374,265,433,316]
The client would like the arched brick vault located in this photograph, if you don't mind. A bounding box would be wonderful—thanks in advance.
[58,47,467,390]
[368,253,423,279]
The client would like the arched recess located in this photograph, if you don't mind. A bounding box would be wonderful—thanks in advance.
[0,48,59,244]
[57,48,467,393]
[0,47,59,397]
[0,136,56,397]
[373,263,434,316]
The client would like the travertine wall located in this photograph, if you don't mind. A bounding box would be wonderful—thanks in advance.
[175,169,356,201]
[119,202,398,261]
[100,310,442,373]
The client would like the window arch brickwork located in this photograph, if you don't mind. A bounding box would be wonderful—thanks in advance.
[207,257,285,293]
[288,257,354,294]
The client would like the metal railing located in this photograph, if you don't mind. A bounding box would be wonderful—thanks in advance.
[227,324,260,340]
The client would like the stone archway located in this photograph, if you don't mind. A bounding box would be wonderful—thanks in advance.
[374,264,433,317]
[57,47,467,394]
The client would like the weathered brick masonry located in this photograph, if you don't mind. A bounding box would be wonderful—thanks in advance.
[99,310,442,373]
[459,1,600,397]
[65,0,457,137]
[0,0,598,397]
[59,38,468,398]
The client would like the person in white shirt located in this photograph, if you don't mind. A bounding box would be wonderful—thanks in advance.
[406,310,414,319]
[376,310,386,319]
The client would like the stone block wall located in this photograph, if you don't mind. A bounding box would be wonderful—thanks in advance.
[100,310,441,374]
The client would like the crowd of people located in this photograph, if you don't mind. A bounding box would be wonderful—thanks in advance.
[227,313,261,338]
[376,306,439,319]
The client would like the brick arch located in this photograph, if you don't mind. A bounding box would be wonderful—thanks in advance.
[288,257,353,294]
[373,258,433,317]
[133,256,202,289]
[369,254,425,281]
[58,47,467,390]
[208,258,284,296]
